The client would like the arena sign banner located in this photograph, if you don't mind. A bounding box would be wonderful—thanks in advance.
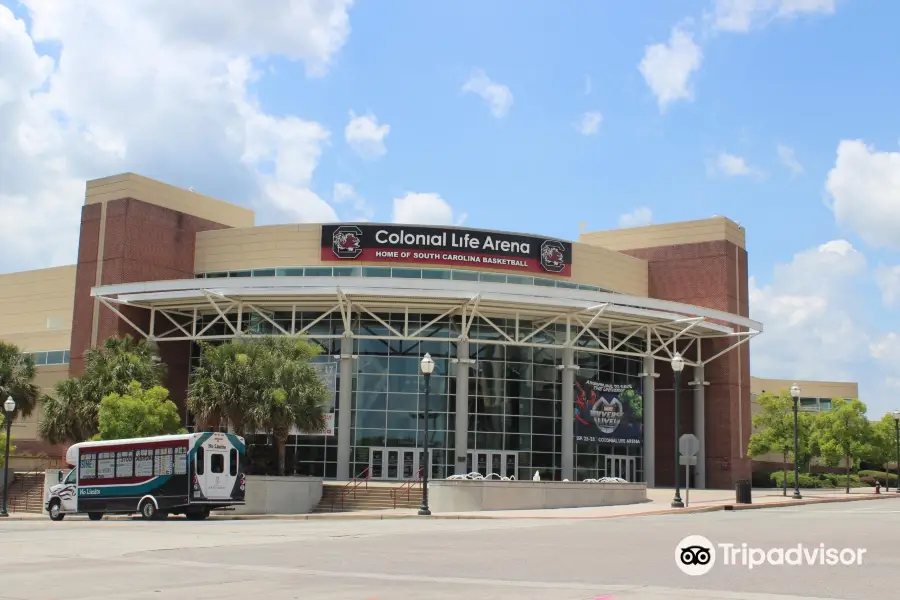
[321,224,572,276]
[574,378,643,446]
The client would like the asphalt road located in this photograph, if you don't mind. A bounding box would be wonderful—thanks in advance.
[3,499,899,600]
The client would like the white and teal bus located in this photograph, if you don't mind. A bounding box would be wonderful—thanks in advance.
[45,432,246,521]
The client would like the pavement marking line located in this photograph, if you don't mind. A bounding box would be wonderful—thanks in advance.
[86,555,847,599]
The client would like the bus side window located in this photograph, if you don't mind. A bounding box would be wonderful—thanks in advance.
[65,470,76,485]
[197,447,205,475]
[229,449,238,476]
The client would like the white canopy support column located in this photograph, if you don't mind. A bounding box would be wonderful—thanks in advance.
[692,364,707,489]
[642,355,657,487]
[336,333,354,480]
[454,340,472,475]
[560,347,577,481]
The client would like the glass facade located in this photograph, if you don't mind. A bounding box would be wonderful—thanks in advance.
[194,266,609,293]
[187,310,646,483]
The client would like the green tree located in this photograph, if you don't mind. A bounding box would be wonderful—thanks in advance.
[38,335,165,444]
[866,413,897,490]
[188,336,331,474]
[0,341,40,420]
[812,398,872,493]
[748,391,814,494]
[249,338,329,475]
[96,381,185,440]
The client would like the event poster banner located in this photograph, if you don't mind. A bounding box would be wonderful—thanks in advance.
[321,223,572,276]
[574,378,643,446]
[293,361,338,436]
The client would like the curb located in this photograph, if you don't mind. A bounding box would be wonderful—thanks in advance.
[9,492,897,522]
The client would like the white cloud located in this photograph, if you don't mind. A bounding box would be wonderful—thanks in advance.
[0,0,353,272]
[825,140,900,250]
[707,152,759,177]
[577,111,603,136]
[618,207,653,228]
[638,27,703,112]
[875,265,900,308]
[392,192,466,226]
[331,182,373,221]
[344,111,390,160]
[712,0,836,32]
[461,69,513,118]
[749,238,900,416]
[777,144,804,174]
[749,240,871,382]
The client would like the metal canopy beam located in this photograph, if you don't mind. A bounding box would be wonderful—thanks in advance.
[95,287,760,368]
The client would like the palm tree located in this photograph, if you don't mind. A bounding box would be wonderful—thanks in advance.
[37,335,166,445]
[249,349,329,475]
[0,341,40,419]
[187,341,265,436]
[37,378,98,444]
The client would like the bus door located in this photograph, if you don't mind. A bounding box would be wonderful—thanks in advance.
[199,437,237,500]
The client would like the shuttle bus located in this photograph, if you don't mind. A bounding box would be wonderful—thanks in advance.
[45,432,246,521]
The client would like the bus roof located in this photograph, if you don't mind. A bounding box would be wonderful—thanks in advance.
[64,432,244,465]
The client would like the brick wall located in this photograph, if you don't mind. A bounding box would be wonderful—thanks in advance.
[68,197,231,413]
[626,240,751,489]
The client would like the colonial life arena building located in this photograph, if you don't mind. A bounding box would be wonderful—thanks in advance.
[1,173,763,490]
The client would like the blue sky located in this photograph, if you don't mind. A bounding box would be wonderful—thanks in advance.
[1,0,898,416]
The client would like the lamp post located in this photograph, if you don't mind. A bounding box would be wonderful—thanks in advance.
[418,353,435,516]
[790,384,802,500]
[671,353,684,509]
[1,395,15,518]
[893,411,900,494]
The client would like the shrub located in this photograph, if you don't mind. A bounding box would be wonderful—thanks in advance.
[858,470,899,485]
[770,471,820,488]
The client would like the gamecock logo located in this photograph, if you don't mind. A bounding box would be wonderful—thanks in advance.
[540,240,566,273]
[332,226,363,259]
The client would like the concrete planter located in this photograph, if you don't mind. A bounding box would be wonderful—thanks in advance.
[231,475,324,515]
[428,479,648,512]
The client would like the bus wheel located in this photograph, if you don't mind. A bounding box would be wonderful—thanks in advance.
[139,499,159,520]
[88,512,103,521]
[48,499,65,522]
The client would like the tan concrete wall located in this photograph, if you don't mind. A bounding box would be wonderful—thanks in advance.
[85,173,255,229]
[580,217,746,251]
[195,225,650,297]
[0,265,75,352]
[750,377,859,399]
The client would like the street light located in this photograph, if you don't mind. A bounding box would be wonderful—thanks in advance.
[893,411,900,494]
[418,353,435,516]
[671,353,685,509]
[790,384,802,500]
[1,395,15,518]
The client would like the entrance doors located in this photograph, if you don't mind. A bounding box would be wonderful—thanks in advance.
[368,448,431,481]
[603,455,636,482]
[466,451,518,479]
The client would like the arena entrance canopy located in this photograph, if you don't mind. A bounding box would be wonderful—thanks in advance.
[91,276,761,367]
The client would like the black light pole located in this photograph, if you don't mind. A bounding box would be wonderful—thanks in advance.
[418,353,434,516]
[893,411,900,494]
[671,353,684,509]
[1,395,16,518]
[790,384,802,500]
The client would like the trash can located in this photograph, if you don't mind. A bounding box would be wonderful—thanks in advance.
[735,479,752,504]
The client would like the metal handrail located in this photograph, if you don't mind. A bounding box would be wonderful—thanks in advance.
[333,467,370,511]
[391,468,423,509]
[7,458,58,512]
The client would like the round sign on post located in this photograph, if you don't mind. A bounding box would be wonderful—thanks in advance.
[679,433,700,457]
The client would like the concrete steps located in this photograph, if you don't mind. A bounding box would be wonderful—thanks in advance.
[313,483,423,513]
[7,473,45,514]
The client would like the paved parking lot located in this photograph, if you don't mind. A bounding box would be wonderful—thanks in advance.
[3,499,898,600]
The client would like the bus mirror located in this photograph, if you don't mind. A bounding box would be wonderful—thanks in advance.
[58,471,63,483]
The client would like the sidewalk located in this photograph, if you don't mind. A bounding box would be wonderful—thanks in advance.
[9,486,898,522]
